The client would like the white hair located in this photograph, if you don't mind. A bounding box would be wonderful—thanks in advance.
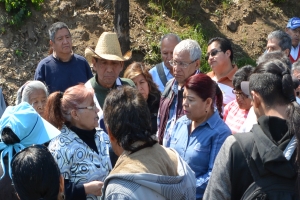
[173,39,202,61]
[15,81,49,105]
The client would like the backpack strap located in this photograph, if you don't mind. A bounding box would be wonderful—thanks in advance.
[156,63,168,86]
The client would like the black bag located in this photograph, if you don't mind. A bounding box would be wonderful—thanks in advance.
[234,125,297,200]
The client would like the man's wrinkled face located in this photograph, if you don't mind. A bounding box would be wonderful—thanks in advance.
[161,38,179,70]
[92,58,123,88]
[286,27,300,47]
[50,28,72,55]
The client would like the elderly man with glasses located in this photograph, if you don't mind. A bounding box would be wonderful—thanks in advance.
[206,37,238,105]
[157,39,201,145]
[223,65,254,134]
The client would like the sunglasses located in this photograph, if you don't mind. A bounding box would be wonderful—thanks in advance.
[205,49,223,60]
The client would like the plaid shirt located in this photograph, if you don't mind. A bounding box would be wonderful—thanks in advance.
[223,100,249,134]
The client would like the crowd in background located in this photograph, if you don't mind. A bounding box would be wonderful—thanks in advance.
[0,17,300,200]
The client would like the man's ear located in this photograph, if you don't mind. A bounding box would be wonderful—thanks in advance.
[251,90,261,109]
[225,50,231,58]
[107,127,115,142]
[284,48,290,57]
[49,40,53,47]
[195,59,201,70]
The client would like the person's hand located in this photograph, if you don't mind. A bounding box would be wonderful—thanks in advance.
[83,181,104,196]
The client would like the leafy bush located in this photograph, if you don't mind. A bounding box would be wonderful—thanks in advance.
[0,0,44,25]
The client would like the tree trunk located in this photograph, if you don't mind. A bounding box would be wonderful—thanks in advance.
[113,0,130,55]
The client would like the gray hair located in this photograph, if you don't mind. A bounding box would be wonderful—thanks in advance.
[267,30,292,52]
[257,51,292,68]
[16,81,49,105]
[173,39,202,61]
[292,59,300,73]
[48,22,70,42]
[160,33,181,48]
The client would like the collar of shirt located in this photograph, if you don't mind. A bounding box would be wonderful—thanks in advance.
[207,65,238,82]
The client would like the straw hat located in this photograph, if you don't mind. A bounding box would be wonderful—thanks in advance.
[85,32,132,64]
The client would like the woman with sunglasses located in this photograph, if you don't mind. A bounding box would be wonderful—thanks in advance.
[165,74,231,200]
[11,145,64,200]
[44,84,111,200]
[124,62,161,135]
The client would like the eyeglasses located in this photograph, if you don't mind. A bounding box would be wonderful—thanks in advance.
[77,103,97,110]
[232,89,248,100]
[169,59,198,69]
[205,49,223,60]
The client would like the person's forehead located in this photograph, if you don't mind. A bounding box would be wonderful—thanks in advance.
[208,41,221,50]
[173,49,190,60]
[267,38,280,46]
[55,28,70,37]
[97,58,121,63]
[162,37,179,46]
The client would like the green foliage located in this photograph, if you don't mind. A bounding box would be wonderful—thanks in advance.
[15,49,23,57]
[0,0,44,26]
[0,27,5,34]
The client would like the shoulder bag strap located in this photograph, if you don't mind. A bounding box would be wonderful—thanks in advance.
[156,63,168,86]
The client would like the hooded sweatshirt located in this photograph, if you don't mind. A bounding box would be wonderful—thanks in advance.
[101,143,196,200]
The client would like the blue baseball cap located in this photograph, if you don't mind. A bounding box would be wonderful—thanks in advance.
[286,17,300,30]
[0,102,60,179]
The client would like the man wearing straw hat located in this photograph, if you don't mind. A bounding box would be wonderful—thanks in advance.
[85,32,135,126]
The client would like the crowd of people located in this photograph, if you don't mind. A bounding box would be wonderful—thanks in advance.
[0,17,300,200]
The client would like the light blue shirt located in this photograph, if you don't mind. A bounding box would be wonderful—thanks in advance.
[149,62,173,92]
[167,111,231,199]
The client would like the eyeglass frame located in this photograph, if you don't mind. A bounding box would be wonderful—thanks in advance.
[77,103,97,110]
[205,49,223,60]
[232,89,249,99]
[169,58,199,69]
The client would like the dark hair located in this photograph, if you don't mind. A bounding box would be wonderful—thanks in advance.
[11,146,62,200]
[1,127,20,145]
[233,65,254,90]
[292,76,299,90]
[249,60,300,191]
[184,74,223,118]
[257,51,292,69]
[48,22,70,42]
[103,86,157,152]
[250,59,300,137]
[124,62,161,106]
[267,30,292,53]
[208,37,233,62]
[43,84,94,129]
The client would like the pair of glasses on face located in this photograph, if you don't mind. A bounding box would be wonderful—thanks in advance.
[169,59,198,69]
[232,89,249,100]
[205,49,223,60]
[77,103,97,110]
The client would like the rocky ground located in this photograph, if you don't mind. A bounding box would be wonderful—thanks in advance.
[0,0,299,105]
